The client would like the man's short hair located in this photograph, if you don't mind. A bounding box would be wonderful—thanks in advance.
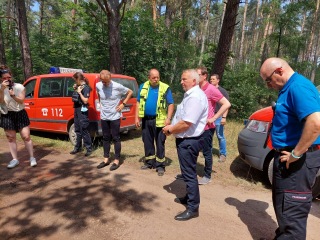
[211,74,220,80]
[196,66,208,76]
[148,69,159,77]
[100,70,111,79]
[184,69,200,85]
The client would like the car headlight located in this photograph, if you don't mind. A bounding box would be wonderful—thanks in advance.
[246,120,269,133]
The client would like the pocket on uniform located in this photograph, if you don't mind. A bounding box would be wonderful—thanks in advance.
[283,191,312,219]
[80,117,89,129]
[305,151,320,169]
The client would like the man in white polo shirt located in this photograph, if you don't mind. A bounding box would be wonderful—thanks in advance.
[163,69,208,221]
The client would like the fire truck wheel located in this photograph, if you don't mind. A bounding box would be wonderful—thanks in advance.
[267,158,274,185]
[69,123,77,146]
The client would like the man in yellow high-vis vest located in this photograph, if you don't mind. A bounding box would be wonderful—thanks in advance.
[135,69,174,176]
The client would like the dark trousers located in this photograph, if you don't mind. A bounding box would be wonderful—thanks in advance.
[74,107,92,151]
[142,118,166,170]
[101,118,121,159]
[202,128,215,179]
[272,150,320,240]
[176,135,204,212]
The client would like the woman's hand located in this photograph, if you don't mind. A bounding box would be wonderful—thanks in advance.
[77,86,82,94]
[1,80,9,89]
[8,89,15,97]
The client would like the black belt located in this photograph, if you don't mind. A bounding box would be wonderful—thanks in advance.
[274,145,320,153]
[144,116,156,120]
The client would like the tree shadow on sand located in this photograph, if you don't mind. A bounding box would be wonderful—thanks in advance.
[0,147,157,240]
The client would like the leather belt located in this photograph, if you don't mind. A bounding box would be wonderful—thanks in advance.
[274,145,320,153]
[144,116,156,120]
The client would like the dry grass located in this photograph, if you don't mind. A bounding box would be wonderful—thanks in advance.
[0,120,271,192]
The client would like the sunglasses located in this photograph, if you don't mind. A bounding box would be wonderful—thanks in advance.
[1,76,12,81]
[0,69,10,74]
[265,67,282,83]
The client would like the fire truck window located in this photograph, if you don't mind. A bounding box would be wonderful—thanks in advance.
[25,79,36,99]
[112,78,138,98]
[39,78,64,98]
[65,77,75,97]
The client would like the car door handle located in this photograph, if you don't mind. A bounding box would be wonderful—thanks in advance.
[29,102,35,105]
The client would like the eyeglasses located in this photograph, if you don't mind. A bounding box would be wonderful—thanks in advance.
[1,76,12,81]
[265,67,282,83]
[0,69,9,74]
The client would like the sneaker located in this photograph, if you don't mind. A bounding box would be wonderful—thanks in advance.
[198,176,211,185]
[218,155,226,163]
[175,174,184,180]
[7,159,19,169]
[30,157,37,167]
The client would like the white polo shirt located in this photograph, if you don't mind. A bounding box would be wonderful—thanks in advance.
[172,85,208,138]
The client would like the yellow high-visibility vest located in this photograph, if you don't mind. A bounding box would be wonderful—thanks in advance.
[139,81,170,127]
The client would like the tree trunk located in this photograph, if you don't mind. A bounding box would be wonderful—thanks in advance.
[306,0,320,61]
[310,35,320,83]
[152,0,157,21]
[211,0,240,79]
[0,19,6,65]
[238,0,248,62]
[5,0,11,45]
[220,0,227,35]
[250,0,260,51]
[131,0,135,8]
[40,0,45,36]
[195,0,203,45]
[300,10,307,37]
[71,0,77,32]
[16,0,33,81]
[260,6,271,56]
[199,0,211,66]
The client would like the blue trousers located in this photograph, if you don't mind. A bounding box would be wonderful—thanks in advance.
[176,135,204,212]
[74,107,92,151]
[202,128,215,179]
[272,150,320,240]
[214,116,227,156]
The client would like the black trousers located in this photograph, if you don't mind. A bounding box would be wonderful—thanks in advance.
[101,118,121,159]
[176,135,204,212]
[141,118,166,170]
[74,107,92,151]
[272,150,320,240]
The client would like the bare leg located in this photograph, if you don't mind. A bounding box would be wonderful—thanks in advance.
[5,129,18,159]
[104,157,109,163]
[19,126,34,158]
[113,159,119,165]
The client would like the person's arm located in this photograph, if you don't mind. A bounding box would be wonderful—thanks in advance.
[280,112,320,169]
[207,97,231,125]
[0,81,6,104]
[162,120,192,136]
[77,86,89,104]
[135,101,140,128]
[164,103,174,126]
[116,89,133,112]
[9,88,26,104]
[221,109,229,125]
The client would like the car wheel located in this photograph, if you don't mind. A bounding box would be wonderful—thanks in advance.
[69,123,77,146]
[268,158,274,185]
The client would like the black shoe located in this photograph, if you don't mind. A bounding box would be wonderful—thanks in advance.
[97,161,110,169]
[84,151,92,157]
[110,163,120,171]
[157,169,165,176]
[70,149,80,154]
[174,209,199,221]
[175,174,183,180]
[141,165,152,170]
[174,196,188,205]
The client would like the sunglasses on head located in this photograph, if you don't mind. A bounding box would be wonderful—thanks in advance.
[0,69,10,74]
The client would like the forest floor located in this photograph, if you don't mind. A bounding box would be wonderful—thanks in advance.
[1,136,320,240]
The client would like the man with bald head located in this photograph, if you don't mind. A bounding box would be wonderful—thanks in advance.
[135,69,174,176]
[260,58,320,240]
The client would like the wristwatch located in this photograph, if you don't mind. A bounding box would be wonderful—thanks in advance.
[167,129,171,134]
[167,117,172,120]
[10,94,15,98]
[122,102,127,106]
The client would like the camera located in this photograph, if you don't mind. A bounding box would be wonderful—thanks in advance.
[7,80,13,90]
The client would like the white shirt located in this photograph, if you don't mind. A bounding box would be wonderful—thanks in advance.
[96,81,129,121]
[0,83,25,112]
[172,85,208,138]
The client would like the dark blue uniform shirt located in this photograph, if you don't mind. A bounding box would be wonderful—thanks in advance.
[271,72,320,148]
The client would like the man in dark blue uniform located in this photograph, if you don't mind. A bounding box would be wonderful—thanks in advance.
[260,58,320,240]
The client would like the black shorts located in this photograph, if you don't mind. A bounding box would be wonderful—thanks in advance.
[0,109,30,131]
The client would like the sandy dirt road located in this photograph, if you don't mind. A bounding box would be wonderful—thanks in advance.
[1,139,320,240]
